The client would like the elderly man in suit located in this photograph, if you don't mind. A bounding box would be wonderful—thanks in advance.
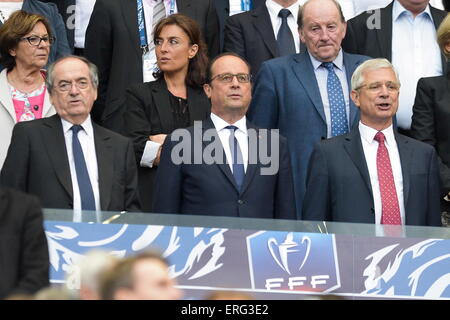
[1,56,140,213]
[303,58,441,226]
[248,0,369,219]
[84,0,219,134]
[342,0,447,135]
[0,188,49,299]
[224,0,305,76]
[153,53,296,219]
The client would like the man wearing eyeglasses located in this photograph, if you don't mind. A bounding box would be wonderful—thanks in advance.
[1,56,141,215]
[152,52,296,219]
[302,58,441,226]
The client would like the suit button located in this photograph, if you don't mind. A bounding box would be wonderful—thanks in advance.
[237,199,244,205]
[321,136,326,140]
[371,208,375,213]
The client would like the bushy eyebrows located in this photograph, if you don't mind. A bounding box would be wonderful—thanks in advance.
[57,77,89,83]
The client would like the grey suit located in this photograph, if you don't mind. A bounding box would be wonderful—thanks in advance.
[0,114,140,212]
[302,127,441,226]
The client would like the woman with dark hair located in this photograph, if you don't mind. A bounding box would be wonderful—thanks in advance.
[0,10,56,168]
[124,14,210,211]
[411,12,450,219]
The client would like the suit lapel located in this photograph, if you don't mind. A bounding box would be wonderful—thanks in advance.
[202,118,238,190]
[93,123,114,210]
[292,52,327,124]
[378,4,393,61]
[343,52,361,127]
[0,70,16,122]
[122,0,142,63]
[430,6,448,73]
[41,115,73,199]
[395,132,412,207]
[0,189,7,221]
[152,79,174,131]
[252,6,278,57]
[343,128,374,199]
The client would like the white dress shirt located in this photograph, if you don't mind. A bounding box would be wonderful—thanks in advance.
[229,0,251,16]
[309,49,351,138]
[0,2,23,22]
[359,122,405,225]
[392,0,442,130]
[210,113,248,173]
[74,0,97,49]
[61,116,101,217]
[266,0,304,54]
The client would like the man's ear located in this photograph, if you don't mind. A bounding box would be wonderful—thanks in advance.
[350,89,360,108]
[203,83,211,99]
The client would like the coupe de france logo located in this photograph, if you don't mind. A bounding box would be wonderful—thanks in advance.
[247,231,340,293]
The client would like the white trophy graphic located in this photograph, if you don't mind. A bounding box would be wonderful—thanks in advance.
[268,232,311,275]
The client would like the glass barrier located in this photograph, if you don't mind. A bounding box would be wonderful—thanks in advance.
[43,209,450,300]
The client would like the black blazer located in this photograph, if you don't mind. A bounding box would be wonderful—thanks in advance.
[153,117,297,219]
[0,188,49,299]
[223,4,280,76]
[342,1,447,71]
[302,127,442,226]
[84,0,219,133]
[214,0,264,52]
[411,72,450,206]
[0,115,140,212]
[124,78,211,212]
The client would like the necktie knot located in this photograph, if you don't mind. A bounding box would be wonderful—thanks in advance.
[225,125,238,132]
[278,8,291,19]
[374,131,385,144]
[322,62,335,72]
[71,125,83,135]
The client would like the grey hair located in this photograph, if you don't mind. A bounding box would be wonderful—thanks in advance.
[351,58,400,91]
[46,55,99,94]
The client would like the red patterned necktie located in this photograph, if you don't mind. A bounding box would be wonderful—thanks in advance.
[374,132,401,225]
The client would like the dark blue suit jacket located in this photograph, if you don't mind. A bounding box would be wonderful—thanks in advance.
[247,50,369,219]
[152,117,296,219]
[302,127,442,226]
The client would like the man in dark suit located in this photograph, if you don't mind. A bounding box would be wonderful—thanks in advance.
[303,58,441,226]
[342,0,447,133]
[1,56,140,212]
[214,0,264,52]
[224,0,304,76]
[0,188,49,299]
[153,53,296,219]
[84,0,219,134]
[248,0,369,219]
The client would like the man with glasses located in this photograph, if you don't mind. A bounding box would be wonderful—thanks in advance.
[1,56,141,214]
[302,58,441,226]
[152,53,296,219]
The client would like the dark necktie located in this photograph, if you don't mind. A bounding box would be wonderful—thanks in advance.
[277,9,296,56]
[374,132,401,225]
[71,125,96,211]
[225,125,245,191]
[322,62,348,136]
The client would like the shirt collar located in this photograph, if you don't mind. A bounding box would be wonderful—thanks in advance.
[210,112,248,134]
[393,0,432,21]
[359,121,395,146]
[266,0,300,21]
[61,114,94,138]
[309,48,344,71]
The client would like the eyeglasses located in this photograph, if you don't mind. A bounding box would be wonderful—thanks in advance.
[210,73,252,83]
[56,80,90,92]
[20,36,55,46]
[356,81,400,93]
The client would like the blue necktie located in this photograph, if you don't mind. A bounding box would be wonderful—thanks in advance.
[322,62,348,136]
[71,125,96,211]
[277,9,296,56]
[225,125,245,191]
